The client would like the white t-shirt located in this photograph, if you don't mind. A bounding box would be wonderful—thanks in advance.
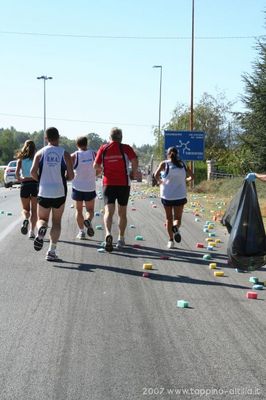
[160,160,187,200]
[38,145,67,198]
[72,149,96,192]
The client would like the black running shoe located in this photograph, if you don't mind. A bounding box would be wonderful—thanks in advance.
[21,219,29,235]
[84,219,94,237]
[104,235,113,252]
[172,225,181,243]
[34,226,47,251]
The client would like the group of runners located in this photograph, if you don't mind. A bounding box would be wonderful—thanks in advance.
[15,127,139,260]
[16,126,266,260]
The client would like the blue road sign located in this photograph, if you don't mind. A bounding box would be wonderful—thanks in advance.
[164,130,205,161]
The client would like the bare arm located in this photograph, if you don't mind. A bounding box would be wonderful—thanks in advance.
[15,159,22,181]
[255,173,266,182]
[93,161,103,175]
[64,151,74,181]
[130,157,138,179]
[186,166,194,182]
[154,162,165,184]
[71,153,76,166]
[30,152,41,182]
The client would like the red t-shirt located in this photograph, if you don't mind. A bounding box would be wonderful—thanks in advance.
[95,141,137,186]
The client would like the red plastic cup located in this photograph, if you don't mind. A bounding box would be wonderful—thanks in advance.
[246,292,258,299]
[196,243,204,248]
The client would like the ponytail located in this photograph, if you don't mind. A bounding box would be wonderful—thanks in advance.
[167,147,184,168]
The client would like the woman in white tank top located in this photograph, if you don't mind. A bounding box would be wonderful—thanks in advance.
[154,147,194,249]
[71,136,97,239]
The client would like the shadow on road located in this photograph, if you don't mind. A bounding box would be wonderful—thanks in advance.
[58,240,266,272]
[51,262,249,290]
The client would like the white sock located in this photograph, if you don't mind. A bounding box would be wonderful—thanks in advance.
[48,243,57,252]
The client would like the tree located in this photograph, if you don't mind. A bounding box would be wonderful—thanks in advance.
[87,132,106,151]
[134,143,155,166]
[0,128,20,163]
[166,92,235,160]
[240,38,266,172]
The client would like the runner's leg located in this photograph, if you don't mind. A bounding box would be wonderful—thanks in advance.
[117,204,127,238]
[164,205,174,240]
[75,200,84,230]
[30,196,38,233]
[104,203,115,237]
[85,198,95,222]
[49,203,65,245]
[173,205,184,228]
[21,197,30,220]
[37,204,50,230]
[34,204,50,250]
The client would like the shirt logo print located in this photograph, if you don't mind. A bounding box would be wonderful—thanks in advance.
[46,152,60,166]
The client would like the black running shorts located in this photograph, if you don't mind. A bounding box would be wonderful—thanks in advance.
[103,185,130,206]
[72,189,96,202]
[161,198,187,207]
[20,181,39,198]
[37,196,66,209]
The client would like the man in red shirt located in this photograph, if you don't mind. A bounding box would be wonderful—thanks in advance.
[93,127,138,252]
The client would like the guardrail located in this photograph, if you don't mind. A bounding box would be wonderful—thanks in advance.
[210,172,234,179]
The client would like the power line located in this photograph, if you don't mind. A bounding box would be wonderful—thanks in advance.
[0,30,265,40]
[0,112,152,128]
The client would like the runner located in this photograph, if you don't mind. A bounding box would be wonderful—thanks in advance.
[15,140,38,238]
[30,127,74,260]
[93,127,138,252]
[154,146,194,249]
[71,136,97,239]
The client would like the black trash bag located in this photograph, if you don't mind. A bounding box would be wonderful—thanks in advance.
[222,180,266,271]
[221,186,243,234]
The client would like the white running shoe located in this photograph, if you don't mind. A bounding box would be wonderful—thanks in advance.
[167,240,174,249]
[76,231,86,240]
[46,251,59,261]
[116,238,126,249]
[28,230,35,239]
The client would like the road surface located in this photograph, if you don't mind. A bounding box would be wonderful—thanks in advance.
[0,184,265,400]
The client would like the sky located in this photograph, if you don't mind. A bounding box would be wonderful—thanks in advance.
[0,0,265,147]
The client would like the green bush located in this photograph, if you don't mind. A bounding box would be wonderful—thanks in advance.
[0,170,4,184]
[194,161,207,185]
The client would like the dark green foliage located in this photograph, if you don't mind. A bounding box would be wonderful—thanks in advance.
[194,161,207,184]
[240,39,266,172]
[86,132,107,151]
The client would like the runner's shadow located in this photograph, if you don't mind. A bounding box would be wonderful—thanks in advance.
[59,239,101,249]
[51,262,249,289]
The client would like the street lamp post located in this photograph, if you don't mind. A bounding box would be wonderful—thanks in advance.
[37,75,53,146]
[153,65,163,158]
[190,0,195,132]
[190,0,195,186]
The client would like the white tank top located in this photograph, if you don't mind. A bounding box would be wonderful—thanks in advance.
[160,160,187,200]
[72,149,96,192]
[38,145,67,198]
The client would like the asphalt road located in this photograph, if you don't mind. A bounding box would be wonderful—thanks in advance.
[0,184,265,400]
